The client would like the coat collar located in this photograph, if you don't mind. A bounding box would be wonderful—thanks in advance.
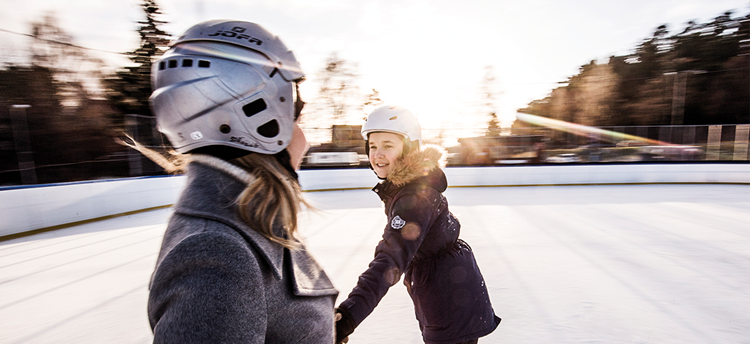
[172,156,337,296]
[386,144,447,187]
[374,145,448,199]
[175,155,286,280]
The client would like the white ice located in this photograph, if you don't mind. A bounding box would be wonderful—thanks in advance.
[0,184,748,343]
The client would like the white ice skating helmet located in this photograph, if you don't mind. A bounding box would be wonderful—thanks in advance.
[150,19,305,154]
[361,105,422,146]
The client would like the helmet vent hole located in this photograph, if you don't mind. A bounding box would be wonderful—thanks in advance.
[168,60,178,68]
[389,116,398,120]
[220,124,231,134]
[243,99,267,118]
[158,61,166,70]
[198,60,211,68]
[257,120,279,138]
[182,59,193,67]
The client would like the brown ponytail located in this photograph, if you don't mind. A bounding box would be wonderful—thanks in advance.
[122,136,308,250]
[231,153,308,249]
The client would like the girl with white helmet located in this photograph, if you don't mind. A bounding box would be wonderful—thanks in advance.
[335,105,501,343]
[142,20,338,343]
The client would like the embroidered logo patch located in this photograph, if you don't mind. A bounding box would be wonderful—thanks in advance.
[391,215,406,229]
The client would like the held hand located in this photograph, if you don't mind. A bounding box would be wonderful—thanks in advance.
[334,311,349,343]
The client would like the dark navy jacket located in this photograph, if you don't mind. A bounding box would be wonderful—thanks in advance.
[337,146,500,344]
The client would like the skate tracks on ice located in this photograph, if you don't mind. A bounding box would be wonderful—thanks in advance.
[0,184,748,343]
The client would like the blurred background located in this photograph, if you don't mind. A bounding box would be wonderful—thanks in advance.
[1,0,749,186]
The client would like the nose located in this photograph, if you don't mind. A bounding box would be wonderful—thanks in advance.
[300,129,310,155]
[369,149,381,164]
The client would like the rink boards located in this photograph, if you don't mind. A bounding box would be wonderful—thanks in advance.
[1,163,748,238]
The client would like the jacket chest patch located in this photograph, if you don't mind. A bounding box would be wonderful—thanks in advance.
[391,215,406,229]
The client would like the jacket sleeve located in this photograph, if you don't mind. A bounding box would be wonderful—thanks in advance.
[148,226,267,344]
[337,186,440,333]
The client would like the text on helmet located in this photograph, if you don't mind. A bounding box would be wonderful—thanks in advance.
[230,136,261,148]
[207,26,263,46]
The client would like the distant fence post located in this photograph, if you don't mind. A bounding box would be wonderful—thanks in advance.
[9,105,37,185]
[706,125,722,160]
[659,127,671,143]
[682,126,696,146]
[734,124,749,161]
[670,72,687,125]
[125,114,143,176]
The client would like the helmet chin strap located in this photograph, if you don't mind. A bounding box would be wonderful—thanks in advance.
[190,145,299,182]
[273,149,299,182]
[190,146,250,161]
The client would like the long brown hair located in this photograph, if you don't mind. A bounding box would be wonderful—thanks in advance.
[230,153,308,249]
[121,137,307,249]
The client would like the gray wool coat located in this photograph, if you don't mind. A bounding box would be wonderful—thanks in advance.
[148,156,338,343]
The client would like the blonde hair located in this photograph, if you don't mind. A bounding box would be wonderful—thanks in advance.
[230,153,308,249]
[121,137,307,249]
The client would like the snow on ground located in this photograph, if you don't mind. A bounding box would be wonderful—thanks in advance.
[0,184,748,343]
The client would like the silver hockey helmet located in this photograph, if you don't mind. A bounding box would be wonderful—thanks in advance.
[150,20,304,154]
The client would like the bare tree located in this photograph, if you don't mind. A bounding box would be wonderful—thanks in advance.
[310,52,360,124]
[300,52,365,144]
[0,15,129,184]
[29,14,106,109]
[362,88,383,119]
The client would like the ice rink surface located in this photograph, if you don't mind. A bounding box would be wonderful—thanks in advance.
[0,184,748,343]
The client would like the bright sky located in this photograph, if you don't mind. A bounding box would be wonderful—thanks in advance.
[1,0,748,144]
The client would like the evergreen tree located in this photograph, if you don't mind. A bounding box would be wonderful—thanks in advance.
[104,0,171,121]
[481,66,501,136]
[102,0,171,176]
[520,7,750,126]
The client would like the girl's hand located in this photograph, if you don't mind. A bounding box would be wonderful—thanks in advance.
[334,311,350,343]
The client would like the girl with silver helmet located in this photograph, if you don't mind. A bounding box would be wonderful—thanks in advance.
[143,20,338,343]
[334,105,501,344]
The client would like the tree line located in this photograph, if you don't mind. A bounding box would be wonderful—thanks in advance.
[0,0,379,185]
[1,3,747,185]
[0,0,169,185]
[517,9,750,128]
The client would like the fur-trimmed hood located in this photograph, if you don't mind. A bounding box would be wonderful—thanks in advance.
[386,144,447,187]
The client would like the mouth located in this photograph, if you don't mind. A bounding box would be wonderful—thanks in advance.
[374,162,388,168]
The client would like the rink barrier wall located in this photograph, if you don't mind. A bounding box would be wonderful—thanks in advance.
[1,163,748,240]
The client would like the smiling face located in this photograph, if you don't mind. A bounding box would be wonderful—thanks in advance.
[368,132,405,178]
